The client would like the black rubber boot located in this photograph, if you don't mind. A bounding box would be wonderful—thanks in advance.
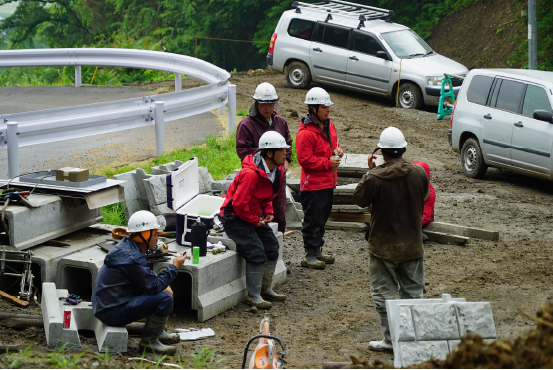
[301,248,326,270]
[261,260,286,301]
[315,246,335,264]
[139,314,177,354]
[245,262,272,309]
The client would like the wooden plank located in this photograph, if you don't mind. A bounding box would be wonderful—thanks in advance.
[283,231,295,237]
[423,230,470,245]
[332,195,354,205]
[328,212,371,223]
[0,289,29,308]
[427,222,499,241]
[331,204,368,213]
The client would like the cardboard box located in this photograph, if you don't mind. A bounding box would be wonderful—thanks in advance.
[55,167,90,183]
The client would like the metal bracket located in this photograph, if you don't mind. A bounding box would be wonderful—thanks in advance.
[0,248,35,301]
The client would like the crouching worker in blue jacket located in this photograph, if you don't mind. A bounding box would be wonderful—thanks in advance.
[92,210,186,355]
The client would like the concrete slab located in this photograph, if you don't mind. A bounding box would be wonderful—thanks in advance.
[56,246,106,300]
[143,175,168,206]
[3,195,102,251]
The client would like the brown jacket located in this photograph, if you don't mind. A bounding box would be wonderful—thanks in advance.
[353,158,429,261]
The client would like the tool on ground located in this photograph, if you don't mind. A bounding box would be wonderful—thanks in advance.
[0,248,34,301]
[59,294,82,305]
[242,313,286,369]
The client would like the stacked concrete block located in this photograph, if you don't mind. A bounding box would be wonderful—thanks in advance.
[56,246,107,299]
[143,175,174,216]
[112,169,153,217]
[285,186,303,230]
[42,283,127,353]
[387,294,497,368]
[198,167,214,194]
[150,160,184,175]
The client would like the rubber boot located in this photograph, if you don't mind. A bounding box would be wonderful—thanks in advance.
[368,312,393,353]
[315,246,335,264]
[158,330,180,345]
[139,314,177,355]
[261,260,286,301]
[301,248,326,270]
[244,262,272,309]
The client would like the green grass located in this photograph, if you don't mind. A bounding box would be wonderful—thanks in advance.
[236,107,249,117]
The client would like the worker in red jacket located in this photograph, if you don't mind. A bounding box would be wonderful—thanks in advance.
[296,87,343,270]
[412,161,435,230]
[235,82,293,233]
[220,131,289,309]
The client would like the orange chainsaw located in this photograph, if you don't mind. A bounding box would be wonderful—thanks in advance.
[242,313,286,369]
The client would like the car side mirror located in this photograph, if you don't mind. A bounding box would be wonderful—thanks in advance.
[533,110,553,123]
[376,51,389,61]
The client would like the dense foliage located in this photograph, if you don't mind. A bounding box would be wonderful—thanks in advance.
[0,0,551,84]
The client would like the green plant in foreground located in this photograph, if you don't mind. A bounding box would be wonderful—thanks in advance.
[46,343,88,369]
[187,348,226,369]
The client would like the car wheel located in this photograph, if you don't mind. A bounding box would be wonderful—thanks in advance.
[398,82,423,109]
[461,137,488,179]
[286,61,311,89]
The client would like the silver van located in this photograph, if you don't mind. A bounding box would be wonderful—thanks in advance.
[449,68,553,180]
[267,0,468,109]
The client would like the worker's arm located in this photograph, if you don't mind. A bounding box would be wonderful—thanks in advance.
[231,172,263,225]
[352,173,375,208]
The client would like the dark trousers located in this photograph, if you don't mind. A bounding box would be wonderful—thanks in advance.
[300,188,334,249]
[272,175,287,233]
[95,291,173,327]
[222,215,280,264]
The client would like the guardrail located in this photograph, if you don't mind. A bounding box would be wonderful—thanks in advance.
[0,48,237,178]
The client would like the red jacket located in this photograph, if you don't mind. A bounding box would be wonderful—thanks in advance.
[413,161,435,229]
[296,114,341,191]
[220,152,284,225]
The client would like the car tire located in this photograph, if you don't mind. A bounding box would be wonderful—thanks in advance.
[286,61,311,89]
[461,137,488,179]
[397,82,423,109]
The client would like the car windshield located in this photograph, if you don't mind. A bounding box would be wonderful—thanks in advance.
[381,29,433,58]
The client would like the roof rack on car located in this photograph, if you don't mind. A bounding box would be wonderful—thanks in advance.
[291,0,395,26]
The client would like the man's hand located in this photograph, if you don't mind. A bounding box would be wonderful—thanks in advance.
[163,286,174,296]
[333,147,344,158]
[172,251,186,269]
[263,214,274,223]
[255,220,266,227]
[330,156,341,169]
[283,160,289,173]
[368,155,377,169]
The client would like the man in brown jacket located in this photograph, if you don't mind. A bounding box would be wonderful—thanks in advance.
[353,127,429,353]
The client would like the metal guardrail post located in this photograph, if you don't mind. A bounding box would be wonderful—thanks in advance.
[75,66,82,87]
[7,121,19,178]
[218,105,226,115]
[155,101,165,156]
[175,73,182,91]
[227,84,237,134]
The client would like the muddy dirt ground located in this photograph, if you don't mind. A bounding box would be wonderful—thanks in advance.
[1,69,552,368]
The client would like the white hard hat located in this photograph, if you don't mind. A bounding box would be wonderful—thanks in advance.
[304,87,334,106]
[259,131,291,149]
[253,82,279,103]
[377,127,407,149]
[127,210,161,233]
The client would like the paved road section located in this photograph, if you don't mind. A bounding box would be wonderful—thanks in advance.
[0,86,226,178]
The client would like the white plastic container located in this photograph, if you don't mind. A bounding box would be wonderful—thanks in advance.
[166,157,225,246]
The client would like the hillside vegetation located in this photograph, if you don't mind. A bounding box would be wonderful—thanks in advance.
[0,0,551,86]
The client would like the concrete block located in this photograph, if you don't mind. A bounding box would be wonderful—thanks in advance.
[150,203,174,216]
[397,341,449,368]
[455,302,497,338]
[56,246,106,300]
[143,175,168,206]
[208,234,237,251]
[4,195,102,250]
[413,303,460,340]
[133,169,153,200]
[112,172,141,201]
[287,178,301,193]
[211,179,232,192]
[448,340,461,351]
[395,305,416,341]
[42,282,76,349]
[150,160,184,175]
[198,167,214,194]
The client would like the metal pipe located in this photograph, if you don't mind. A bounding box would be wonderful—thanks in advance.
[175,73,182,91]
[154,101,165,156]
[7,121,19,178]
[75,66,82,87]
[227,84,237,134]
[528,0,537,70]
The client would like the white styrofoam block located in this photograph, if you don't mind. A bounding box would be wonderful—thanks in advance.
[448,340,461,351]
[396,305,416,341]
[412,303,460,340]
[455,302,497,338]
[397,341,449,368]
[144,175,168,205]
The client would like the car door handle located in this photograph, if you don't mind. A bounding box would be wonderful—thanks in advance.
[349,56,359,61]
[514,121,524,128]
[483,114,492,120]
[313,48,322,52]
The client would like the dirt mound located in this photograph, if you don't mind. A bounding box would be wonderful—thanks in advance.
[426,0,524,69]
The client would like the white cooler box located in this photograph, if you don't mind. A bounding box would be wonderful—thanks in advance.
[166,157,225,246]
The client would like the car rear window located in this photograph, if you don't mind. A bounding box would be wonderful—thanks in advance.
[522,84,552,117]
[287,19,315,41]
[495,79,525,113]
[466,75,494,105]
